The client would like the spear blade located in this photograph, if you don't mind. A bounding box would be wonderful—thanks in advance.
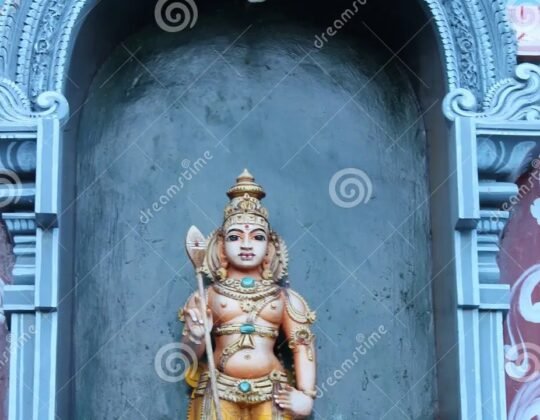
[185,225,206,269]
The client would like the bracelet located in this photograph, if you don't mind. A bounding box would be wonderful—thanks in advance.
[300,389,317,399]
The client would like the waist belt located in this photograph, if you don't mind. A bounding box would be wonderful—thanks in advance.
[194,369,289,404]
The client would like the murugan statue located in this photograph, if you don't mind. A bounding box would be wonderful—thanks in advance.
[180,169,317,419]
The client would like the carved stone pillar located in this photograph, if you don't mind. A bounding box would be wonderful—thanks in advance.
[443,63,540,419]
[0,79,67,420]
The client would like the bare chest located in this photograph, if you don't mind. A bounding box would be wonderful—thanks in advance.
[210,289,285,325]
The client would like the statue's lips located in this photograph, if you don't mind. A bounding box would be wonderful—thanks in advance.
[238,253,255,259]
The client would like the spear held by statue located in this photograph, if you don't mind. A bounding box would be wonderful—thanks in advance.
[185,225,224,420]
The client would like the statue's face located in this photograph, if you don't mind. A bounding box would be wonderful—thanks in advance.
[223,223,268,271]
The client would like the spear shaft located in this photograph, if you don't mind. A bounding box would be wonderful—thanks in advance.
[194,270,223,420]
[186,227,223,420]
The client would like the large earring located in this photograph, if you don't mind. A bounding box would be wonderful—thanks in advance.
[262,256,273,280]
[217,265,228,280]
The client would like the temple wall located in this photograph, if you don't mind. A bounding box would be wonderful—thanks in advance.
[499,168,540,419]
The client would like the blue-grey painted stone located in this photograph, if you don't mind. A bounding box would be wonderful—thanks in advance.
[0,141,36,174]
[73,15,436,420]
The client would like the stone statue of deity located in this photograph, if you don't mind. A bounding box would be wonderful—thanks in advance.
[180,170,317,419]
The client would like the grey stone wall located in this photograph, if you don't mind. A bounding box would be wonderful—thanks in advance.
[74,14,437,419]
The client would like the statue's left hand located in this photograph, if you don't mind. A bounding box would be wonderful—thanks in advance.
[274,384,314,417]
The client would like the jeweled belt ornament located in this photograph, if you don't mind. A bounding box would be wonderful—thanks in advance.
[194,370,289,404]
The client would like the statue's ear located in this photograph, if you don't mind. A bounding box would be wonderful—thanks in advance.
[261,232,276,280]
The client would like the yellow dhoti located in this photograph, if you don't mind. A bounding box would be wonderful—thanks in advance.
[187,369,292,420]
[188,398,292,420]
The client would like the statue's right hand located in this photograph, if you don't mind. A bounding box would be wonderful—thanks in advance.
[184,294,213,340]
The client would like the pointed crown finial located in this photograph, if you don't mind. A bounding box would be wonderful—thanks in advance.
[226,168,266,200]
[223,169,268,229]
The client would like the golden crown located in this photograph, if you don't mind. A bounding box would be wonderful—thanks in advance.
[223,169,269,229]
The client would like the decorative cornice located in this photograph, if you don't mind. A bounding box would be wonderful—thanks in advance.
[445,0,482,96]
[472,0,496,89]
[443,63,540,121]
[423,0,459,89]
[14,0,48,94]
[489,0,518,76]
[477,210,509,235]
[0,0,519,104]
[0,0,22,75]
[52,0,88,93]
[2,213,36,237]
[0,78,69,122]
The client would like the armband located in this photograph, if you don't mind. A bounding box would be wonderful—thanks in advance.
[288,326,315,361]
[285,290,316,324]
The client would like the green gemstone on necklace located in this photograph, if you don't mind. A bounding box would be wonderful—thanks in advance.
[238,381,251,393]
[241,277,255,288]
[240,323,255,334]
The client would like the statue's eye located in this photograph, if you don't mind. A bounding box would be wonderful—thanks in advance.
[254,234,266,241]
[226,235,239,242]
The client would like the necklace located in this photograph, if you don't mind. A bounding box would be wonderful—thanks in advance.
[213,277,281,312]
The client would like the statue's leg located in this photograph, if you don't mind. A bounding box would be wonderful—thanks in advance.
[221,400,247,419]
[248,401,292,420]
[188,396,246,420]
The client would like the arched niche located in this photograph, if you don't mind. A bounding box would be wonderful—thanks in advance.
[1,0,534,419]
[64,1,448,419]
